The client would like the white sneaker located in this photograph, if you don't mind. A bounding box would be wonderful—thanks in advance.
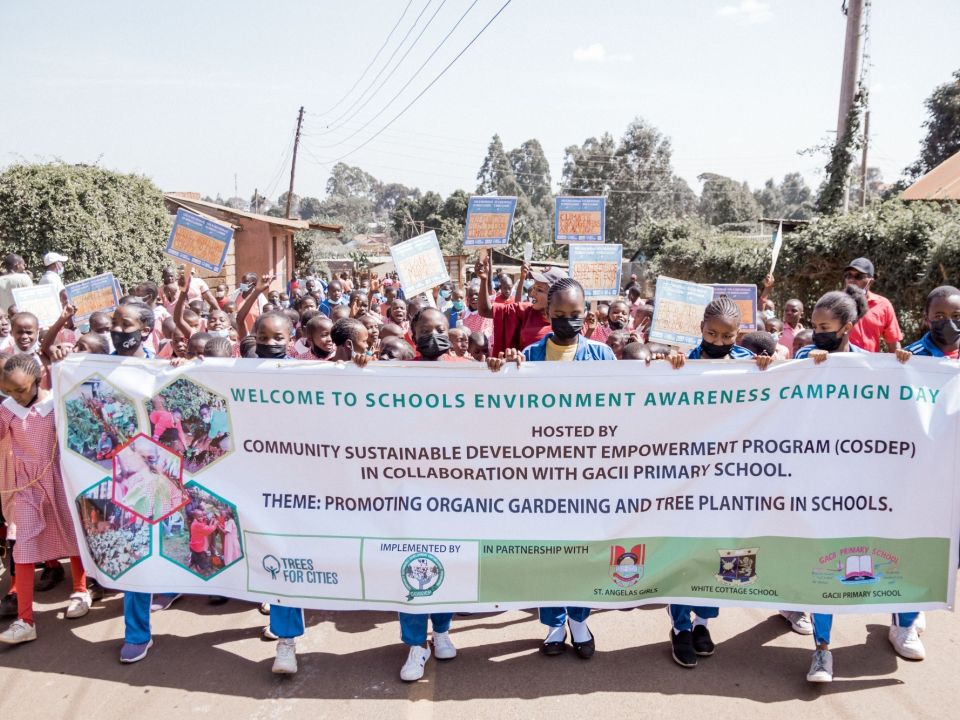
[66,591,92,619]
[400,644,431,682]
[779,610,813,635]
[889,623,926,660]
[432,631,457,660]
[0,619,37,645]
[272,638,298,674]
[914,612,926,635]
[806,648,833,683]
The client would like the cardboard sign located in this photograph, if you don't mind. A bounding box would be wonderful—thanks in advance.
[390,231,450,297]
[165,209,233,273]
[65,272,120,322]
[464,196,517,249]
[648,276,714,349]
[710,284,758,331]
[555,196,606,243]
[12,283,62,327]
[568,244,622,299]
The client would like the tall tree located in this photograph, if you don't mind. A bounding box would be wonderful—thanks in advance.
[906,68,960,179]
[698,174,760,226]
[753,173,814,219]
[476,134,521,196]
[508,139,552,208]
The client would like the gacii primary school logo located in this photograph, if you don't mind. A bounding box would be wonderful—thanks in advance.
[401,552,445,601]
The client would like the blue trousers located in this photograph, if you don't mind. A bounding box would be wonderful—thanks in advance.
[399,612,452,646]
[811,612,919,645]
[539,606,591,627]
[270,605,305,639]
[669,605,719,632]
[123,592,152,644]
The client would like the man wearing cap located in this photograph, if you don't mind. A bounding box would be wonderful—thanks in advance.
[843,257,902,352]
[0,254,33,311]
[39,252,68,297]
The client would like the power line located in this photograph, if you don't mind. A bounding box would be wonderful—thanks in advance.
[313,1,415,118]
[321,0,435,132]
[311,0,480,149]
[320,0,515,165]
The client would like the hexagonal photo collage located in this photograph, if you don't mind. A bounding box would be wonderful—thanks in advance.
[67,372,242,581]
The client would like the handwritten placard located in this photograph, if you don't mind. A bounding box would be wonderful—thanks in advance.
[648,276,714,349]
[12,283,62,327]
[65,272,120,322]
[165,209,233,273]
[710,284,758,331]
[568,244,622,299]
[555,196,605,243]
[464,197,518,249]
[390,231,450,297]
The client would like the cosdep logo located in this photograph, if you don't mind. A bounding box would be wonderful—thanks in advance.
[401,552,444,601]
[262,554,281,580]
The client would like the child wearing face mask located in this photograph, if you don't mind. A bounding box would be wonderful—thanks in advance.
[896,286,960,362]
[0,354,91,647]
[292,315,336,360]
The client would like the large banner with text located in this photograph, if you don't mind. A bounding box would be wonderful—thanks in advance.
[53,354,960,614]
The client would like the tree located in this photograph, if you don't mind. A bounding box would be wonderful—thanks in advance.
[816,88,865,213]
[476,134,521,196]
[325,162,381,200]
[249,190,270,214]
[0,163,171,291]
[508,139,553,208]
[754,173,814,219]
[298,196,324,220]
[698,173,761,226]
[848,165,885,207]
[906,68,960,179]
[224,196,247,210]
[276,191,300,217]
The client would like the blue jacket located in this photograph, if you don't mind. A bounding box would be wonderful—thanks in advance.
[794,342,866,359]
[903,332,950,358]
[523,334,616,362]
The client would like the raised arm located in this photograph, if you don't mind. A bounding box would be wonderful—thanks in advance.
[476,256,493,319]
[173,268,194,339]
[236,273,274,340]
[40,303,76,360]
[513,264,528,303]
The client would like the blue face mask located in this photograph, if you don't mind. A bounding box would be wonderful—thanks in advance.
[452,301,465,312]
[439,289,451,300]
[239,283,252,293]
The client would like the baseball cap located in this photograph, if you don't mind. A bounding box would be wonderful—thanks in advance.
[844,258,874,277]
[530,267,568,286]
[43,252,69,266]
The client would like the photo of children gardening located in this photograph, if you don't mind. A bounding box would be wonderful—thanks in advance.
[161,485,242,579]
[64,378,139,470]
[75,480,151,579]
[145,378,232,474]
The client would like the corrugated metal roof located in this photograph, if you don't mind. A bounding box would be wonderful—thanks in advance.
[164,194,343,233]
[902,150,960,200]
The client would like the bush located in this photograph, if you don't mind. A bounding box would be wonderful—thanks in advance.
[636,200,960,340]
[0,163,171,291]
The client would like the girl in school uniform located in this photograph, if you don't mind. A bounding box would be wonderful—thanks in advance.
[668,296,772,668]
[0,353,90,646]
[522,278,615,659]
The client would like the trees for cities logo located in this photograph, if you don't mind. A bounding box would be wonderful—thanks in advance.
[401,552,444,600]
[609,544,645,587]
[716,547,759,585]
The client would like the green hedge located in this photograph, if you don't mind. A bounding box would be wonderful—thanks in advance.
[0,163,171,291]
[640,200,960,341]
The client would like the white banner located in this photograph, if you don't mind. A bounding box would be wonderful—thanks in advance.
[54,354,960,614]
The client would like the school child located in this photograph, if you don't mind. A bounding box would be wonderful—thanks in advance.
[331,318,370,364]
[111,303,155,359]
[520,278,611,658]
[447,327,470,358]
[359,314,382,355]
[790,286,919,682]
[188,509,217,572]
[467,331,489,362]
[0,354,91,646]
[378,337,414,361]
[667,296,772,667]
[461,286,493,343]
[0,311,13,354]
[292,315,335,360]
[739,330,778,358]
[605,330,631,360]
[896,286,960,362]
[762,318,791,359]
[582,304,611,343]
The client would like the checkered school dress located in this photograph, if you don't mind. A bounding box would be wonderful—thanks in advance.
[0,395,79,564]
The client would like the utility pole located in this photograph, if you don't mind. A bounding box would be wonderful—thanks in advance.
[836,0,864,213]
[859,109,870,208]
[285,106,305,219]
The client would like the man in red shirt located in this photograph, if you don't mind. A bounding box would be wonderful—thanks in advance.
[844,257,902,352]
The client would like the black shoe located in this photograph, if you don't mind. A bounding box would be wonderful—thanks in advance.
[87,580,105,602]
[692,625,715,656]
[0,592,17,618]
[36,564,65,592]
[572,629,595,659]
[671,630,698,668]
[540,629,567,656]
[208,595,229,605]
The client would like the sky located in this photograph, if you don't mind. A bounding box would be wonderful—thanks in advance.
[2,1,958,204]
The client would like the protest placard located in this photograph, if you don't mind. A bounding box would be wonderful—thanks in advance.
[648,276,714,348]
[390,231,450,297]
[711,284,758,331]
[464,196,517,249]
[12,283,61,327]
[55,354,960,614]
[165,209,234,273]
[65,272,120,321]
[555,196,606,243]
[568,243,622,298]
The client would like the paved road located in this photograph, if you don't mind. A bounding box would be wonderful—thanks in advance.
[0,570,956,719]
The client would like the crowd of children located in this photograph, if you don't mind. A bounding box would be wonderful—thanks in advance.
[0,250,957,684]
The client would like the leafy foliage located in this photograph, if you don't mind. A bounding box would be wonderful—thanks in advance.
[0,163,171,290]
[905,68,960,180]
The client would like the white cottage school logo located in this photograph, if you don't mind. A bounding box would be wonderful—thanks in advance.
[716,547,758,585]
[401,552,444,600]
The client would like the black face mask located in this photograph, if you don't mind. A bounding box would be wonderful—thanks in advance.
[256,343,287,359]
[111,330,142,354]
[416,332,451,360]
[931,318,960,347]
[608,318,627,331]
[812,330,844,352]
[700,339,733,359]
[551,317,584,341]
